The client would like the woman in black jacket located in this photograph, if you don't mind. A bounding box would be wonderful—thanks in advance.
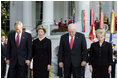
[89,29,113,78]
[32,25,51,78]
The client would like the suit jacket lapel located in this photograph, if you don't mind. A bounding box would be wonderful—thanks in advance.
[13,32,17,48]
[102,41,106,47]
[1,44,3,48]
[19,31,24,48]
[65,33,70,50]
[72,32,78,50]
[67,32,79,50]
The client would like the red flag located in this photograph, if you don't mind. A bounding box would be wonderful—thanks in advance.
[99,11,104,29]
[89,9,95,43]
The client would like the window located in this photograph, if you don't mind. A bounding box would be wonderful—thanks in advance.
[36,1,43,27]
[68,1,75,19]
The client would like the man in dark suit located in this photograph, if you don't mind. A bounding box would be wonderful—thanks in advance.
[1,34,7,78]
[6,21,32,78]
[58,24,87,78]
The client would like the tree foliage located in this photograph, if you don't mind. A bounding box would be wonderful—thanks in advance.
[1,1,10,26]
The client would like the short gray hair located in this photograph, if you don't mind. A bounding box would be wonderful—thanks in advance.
[68,23,76,30]
[14,21,23,27]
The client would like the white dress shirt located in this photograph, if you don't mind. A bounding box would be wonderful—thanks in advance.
[69,35,75,44]
[1,42,4,46]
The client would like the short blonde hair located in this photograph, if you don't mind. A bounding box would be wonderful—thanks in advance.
[14,21,23,27]
[36,25,46,33]
[96,29,106,38]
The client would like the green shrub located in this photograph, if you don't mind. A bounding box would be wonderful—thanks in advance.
[1,29,15,38]
[49,67,52,78]
[52,29,67,33]
[1,29,7,37]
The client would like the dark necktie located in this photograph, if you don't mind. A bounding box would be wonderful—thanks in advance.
[16,34,19,48]
[70,36,73,50]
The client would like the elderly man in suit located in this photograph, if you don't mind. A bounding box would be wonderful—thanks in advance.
[6,21,32,78]
[58,23,87,78]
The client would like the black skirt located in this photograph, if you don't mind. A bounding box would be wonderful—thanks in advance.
[92,65,110,78]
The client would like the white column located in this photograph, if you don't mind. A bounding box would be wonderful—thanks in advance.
[10,2,23,30]
[76,1,90,36]
[23,1,32,33]
[43,1,54,36]
[10,2,16,30]
[75,1,78,21]
[31,2,36,37]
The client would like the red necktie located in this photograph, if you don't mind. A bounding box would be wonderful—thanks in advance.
[16,34,19,48]
[70,36,73,50]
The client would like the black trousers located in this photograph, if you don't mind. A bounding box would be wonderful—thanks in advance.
[33,64,49,78]
[1,62,6,78]
[64,63,82,78]
[81,66,85,78]
[92,65,110,78]
[111,59,117,78]
[58,67,63,77]
[7,63,28,78]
